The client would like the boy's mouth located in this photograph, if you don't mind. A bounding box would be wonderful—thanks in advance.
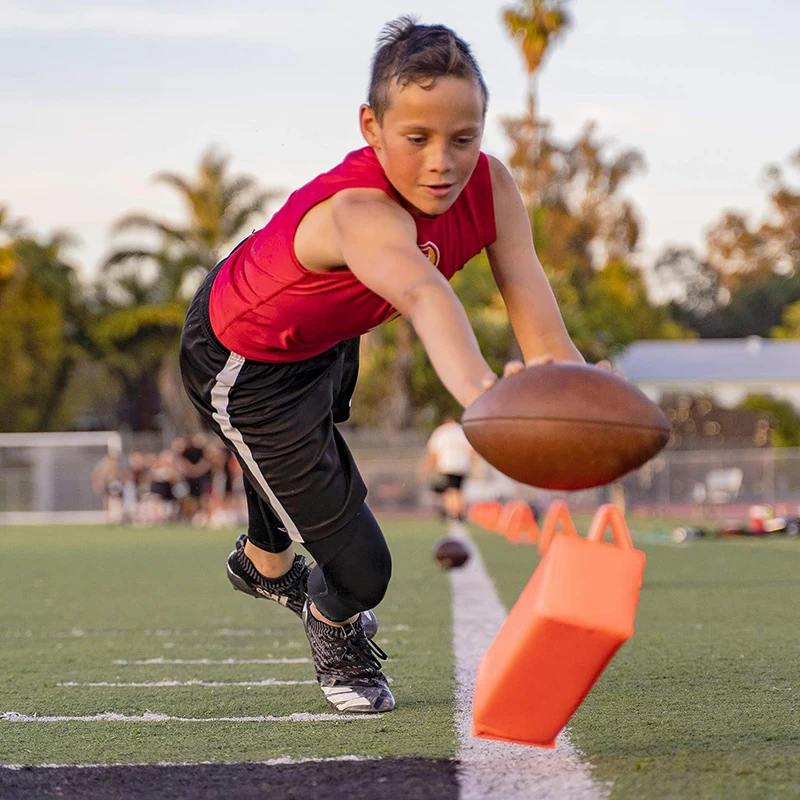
[424,183,454,198]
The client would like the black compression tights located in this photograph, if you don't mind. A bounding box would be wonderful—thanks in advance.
[303,504,392,623]
[244,477,391,623]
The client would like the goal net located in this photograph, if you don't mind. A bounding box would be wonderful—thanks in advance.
[0,431,122,525]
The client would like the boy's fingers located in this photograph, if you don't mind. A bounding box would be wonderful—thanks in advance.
[595,359,624,376]
[525,354,555,368]
[502,360,525,377]
[501,355,554,379]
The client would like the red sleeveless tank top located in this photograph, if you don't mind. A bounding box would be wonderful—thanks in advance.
[208,146,496,362]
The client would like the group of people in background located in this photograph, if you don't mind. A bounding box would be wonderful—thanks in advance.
[92,419,482,532]
[92,433,246,527]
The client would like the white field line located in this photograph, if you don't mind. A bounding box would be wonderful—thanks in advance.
[0,712,381,723]
[58,679,316,687]
[451,534,605,800]
[113,657,311,665]
[1,755,377,770]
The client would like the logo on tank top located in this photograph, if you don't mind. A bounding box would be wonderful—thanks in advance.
[419,241,440,267]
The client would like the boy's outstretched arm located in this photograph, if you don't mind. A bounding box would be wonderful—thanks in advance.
[485,156,585,365]
[332,188,496,408]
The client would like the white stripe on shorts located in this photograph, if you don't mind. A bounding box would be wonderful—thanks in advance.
[210,351,302,542]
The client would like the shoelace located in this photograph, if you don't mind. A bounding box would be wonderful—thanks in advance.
[344,625,388,671]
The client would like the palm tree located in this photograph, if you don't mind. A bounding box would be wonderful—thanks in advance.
[98,149,283,431]
[103,147,282,303]
[501,0,572,213]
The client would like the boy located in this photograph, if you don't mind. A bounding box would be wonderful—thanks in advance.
[180,16,585,714]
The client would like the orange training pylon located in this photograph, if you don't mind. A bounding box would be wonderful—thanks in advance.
[537,499,579,554]
[496,500,540,544]
[467,501,505,533]
[472,503,646,748]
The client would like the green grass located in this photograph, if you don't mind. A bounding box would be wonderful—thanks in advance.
[473,518,800,799]
[0,522,456,764]
[3,517,800,799]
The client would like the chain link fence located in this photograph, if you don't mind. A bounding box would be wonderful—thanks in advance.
[345,430,800,513]
[2,427,798,521]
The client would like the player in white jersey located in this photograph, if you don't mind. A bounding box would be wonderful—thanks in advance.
[423,417,475,539]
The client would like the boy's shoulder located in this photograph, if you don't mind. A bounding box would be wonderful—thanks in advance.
[484,153,515,191]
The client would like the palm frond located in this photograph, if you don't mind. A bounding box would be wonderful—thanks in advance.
[101,248,160,270]
[111,213,189,243]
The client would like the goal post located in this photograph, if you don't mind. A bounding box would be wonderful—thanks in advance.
[0,431,122,525]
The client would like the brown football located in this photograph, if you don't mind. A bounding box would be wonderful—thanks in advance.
[433,537,471,570]
[461,364,670,491]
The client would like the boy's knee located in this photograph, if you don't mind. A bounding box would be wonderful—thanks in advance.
[346,552,391,611]
[304,502,392,619]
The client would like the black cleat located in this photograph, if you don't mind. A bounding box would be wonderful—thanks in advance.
[302,601,395,713]
[226,534,308,617]
[226,534,379,637]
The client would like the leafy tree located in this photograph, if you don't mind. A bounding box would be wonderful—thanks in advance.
[705,149,800,293]
[772,300,800,338]
[741,395,800,448]
[530,123,645,283]
[579,261,691,361]
[0,210,87,431]
[654,150,800,339]
[89,305,186,431]
[671,272,800,339]
[654,247,723,318]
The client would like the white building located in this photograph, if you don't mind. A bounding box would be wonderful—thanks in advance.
[614,337,800,410]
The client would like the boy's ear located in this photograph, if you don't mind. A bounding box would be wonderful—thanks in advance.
[359,104,380,148]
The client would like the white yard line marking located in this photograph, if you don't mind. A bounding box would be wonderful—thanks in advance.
[0,712,381,723]
[1,756,377,770]
[113,658,311,665]
[451,535,605,800]
[58,679,315,687]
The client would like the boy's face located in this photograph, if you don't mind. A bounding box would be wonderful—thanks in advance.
[360,76,485,217]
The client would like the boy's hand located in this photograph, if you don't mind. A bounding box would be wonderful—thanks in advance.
[474,356,613,402]
[501,354,555,378]
[472,355,555,402]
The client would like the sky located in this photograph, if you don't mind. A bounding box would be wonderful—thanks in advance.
[1,0,798,282]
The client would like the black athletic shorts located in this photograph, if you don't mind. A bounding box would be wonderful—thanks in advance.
[430,473,465,493]
[179,261,367,544]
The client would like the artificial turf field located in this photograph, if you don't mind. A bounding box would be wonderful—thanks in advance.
[1,518,799,798]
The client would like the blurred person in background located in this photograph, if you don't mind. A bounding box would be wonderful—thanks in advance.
[92,448,127,524]
[124,450,150,523]
[176,433,214,524]
[420,416,475,539]
[207,441,240,527]
[142,450,183,524]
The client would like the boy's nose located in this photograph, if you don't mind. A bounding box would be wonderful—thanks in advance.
[426,143,453,176]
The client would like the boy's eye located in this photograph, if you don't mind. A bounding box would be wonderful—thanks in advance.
[407,136,426,145]
[455,137,475,146]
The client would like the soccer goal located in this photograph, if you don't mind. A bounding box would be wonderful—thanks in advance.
[0,431,122,525]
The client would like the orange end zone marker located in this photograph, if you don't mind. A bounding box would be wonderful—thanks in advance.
[472,503,646,748]
[467,501,505,533]
[537,499,578,554]
[496,500,540,543]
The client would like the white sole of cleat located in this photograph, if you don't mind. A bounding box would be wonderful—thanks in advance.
[321,685,395,713]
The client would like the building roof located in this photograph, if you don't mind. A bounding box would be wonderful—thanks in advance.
[614,338,800,382]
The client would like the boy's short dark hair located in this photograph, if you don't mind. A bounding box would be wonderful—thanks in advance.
[368,15,489,124]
